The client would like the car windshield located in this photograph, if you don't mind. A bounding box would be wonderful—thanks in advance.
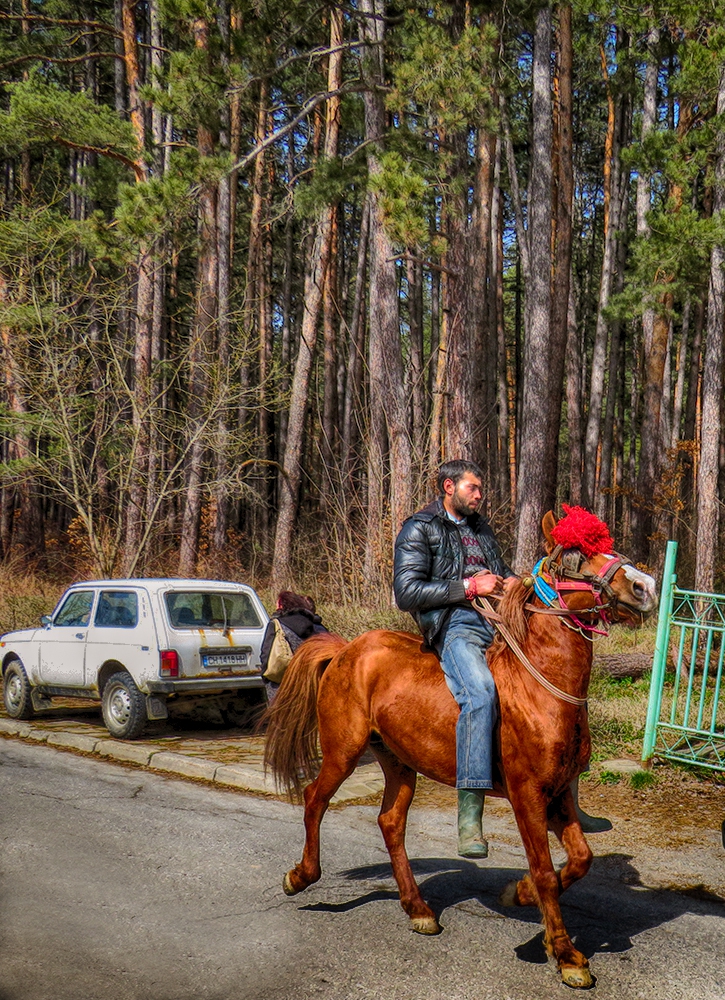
[165,591,262,629]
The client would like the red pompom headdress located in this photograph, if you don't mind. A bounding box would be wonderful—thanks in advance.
[551,504,615,559]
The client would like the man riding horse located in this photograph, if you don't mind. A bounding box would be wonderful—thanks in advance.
[266,495,657,988]
[393,459,518,857]
[393,459,609,858]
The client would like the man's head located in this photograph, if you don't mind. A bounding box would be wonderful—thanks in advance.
[438,459,484,520]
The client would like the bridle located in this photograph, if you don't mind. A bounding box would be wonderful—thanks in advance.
[532,544,635,638]
[471,544,638,708]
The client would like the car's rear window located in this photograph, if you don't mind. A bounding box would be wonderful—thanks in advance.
[165,591,262,629]
[95,591,138,628]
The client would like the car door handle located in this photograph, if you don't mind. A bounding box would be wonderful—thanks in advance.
[75,632,86,639]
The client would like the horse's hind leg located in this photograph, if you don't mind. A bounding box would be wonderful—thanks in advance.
[501,788,593,989]
[371,741,440,935]
[283,715,369,897]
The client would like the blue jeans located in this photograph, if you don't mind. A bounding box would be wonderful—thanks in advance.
[435,606,497,789]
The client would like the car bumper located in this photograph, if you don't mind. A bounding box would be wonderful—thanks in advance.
[146,676,265,695]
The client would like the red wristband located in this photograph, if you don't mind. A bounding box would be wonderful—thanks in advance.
[464,577,477,599]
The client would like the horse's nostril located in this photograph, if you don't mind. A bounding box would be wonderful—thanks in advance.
[632,581,645,598]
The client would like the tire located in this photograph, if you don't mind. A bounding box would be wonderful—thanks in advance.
[3,658,34,719]
[101,671,147,739]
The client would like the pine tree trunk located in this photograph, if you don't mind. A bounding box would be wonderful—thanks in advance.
[120,0,155,576]
[341,196,370,473]
[360,0,410,561]
[178,18,218,577]
[492,148,512,508]
[565,277,584,504]
[0,274,44,560]
[321,207,340,480]
[544,2,573,509]
[514,4,552,571]
[407,256,425,466]
[271,9,343,587]
[695,62,725,593]
[582,31,630,510]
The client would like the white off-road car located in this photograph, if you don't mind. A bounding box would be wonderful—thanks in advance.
[0,579,269,739]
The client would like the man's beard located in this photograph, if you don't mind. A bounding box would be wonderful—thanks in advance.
[451,491,474,519]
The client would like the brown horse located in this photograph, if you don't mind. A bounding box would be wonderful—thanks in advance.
[264,512,658,989]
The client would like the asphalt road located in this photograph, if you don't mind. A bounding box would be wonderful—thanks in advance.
[1,740,724,1000]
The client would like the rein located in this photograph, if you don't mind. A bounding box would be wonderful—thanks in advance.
[473,595,588,707]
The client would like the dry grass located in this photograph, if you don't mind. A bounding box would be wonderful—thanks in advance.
[0,562,68,636]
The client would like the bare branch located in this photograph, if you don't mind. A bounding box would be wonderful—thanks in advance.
[386,253,458,277]
[227,82,364,176]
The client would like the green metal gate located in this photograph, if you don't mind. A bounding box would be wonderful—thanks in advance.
[642,540,725,771]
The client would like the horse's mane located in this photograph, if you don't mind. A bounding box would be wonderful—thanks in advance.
[488,579,531,657]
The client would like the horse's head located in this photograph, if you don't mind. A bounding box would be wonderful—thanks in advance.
[539,510,658,627]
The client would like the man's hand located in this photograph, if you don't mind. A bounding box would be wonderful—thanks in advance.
[469,569,503,597]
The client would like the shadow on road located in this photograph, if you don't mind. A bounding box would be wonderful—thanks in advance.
[299,853,725,964]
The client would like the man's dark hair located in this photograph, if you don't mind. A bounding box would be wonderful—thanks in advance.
[437,459,484,494]
[277,590,316,613]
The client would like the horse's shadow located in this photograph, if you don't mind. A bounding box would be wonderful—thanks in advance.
[298,854,725,963]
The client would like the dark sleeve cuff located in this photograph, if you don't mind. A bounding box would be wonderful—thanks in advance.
[448,580,467,603]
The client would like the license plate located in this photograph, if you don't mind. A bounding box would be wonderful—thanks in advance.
[202,653,248,668]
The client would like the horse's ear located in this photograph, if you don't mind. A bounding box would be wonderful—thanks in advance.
[542,510,557,552]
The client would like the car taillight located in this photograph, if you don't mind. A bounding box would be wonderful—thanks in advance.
[160,649,179,677]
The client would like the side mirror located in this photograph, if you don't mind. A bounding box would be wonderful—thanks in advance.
[40,615,52,628]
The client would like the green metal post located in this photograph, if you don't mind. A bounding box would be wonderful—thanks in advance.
[642,540,678,762]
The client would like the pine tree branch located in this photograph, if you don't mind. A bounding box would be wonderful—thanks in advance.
[1,51,122,70]
[51,135,144,180]
[0,12,121,38]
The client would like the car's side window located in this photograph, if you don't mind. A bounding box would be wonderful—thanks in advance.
[94,591,138,629]
[54,591,95,627]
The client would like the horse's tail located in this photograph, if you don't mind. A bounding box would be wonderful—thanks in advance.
[262,631,348,801]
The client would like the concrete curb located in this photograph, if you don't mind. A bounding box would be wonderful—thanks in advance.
[0,718,385,803]
[150,752,220,782]
[97,740,154,766]
[214,763,275,794]
[46,732,100,754]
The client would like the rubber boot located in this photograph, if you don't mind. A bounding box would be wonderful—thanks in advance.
[457,789,489,858]
[571,776,613,833]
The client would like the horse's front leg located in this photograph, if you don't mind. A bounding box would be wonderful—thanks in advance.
[501,787,593,990]
[548,786,594,895]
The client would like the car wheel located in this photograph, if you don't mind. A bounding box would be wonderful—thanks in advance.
[3,658,34,719]
[102,671,147,739]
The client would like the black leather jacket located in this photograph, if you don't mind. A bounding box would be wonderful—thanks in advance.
[393,498,514,646]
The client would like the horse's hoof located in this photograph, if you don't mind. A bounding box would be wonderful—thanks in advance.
[499,880,518,907]
[411,915,441,935]
[560,965,595,989]
[283,871,303,896]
